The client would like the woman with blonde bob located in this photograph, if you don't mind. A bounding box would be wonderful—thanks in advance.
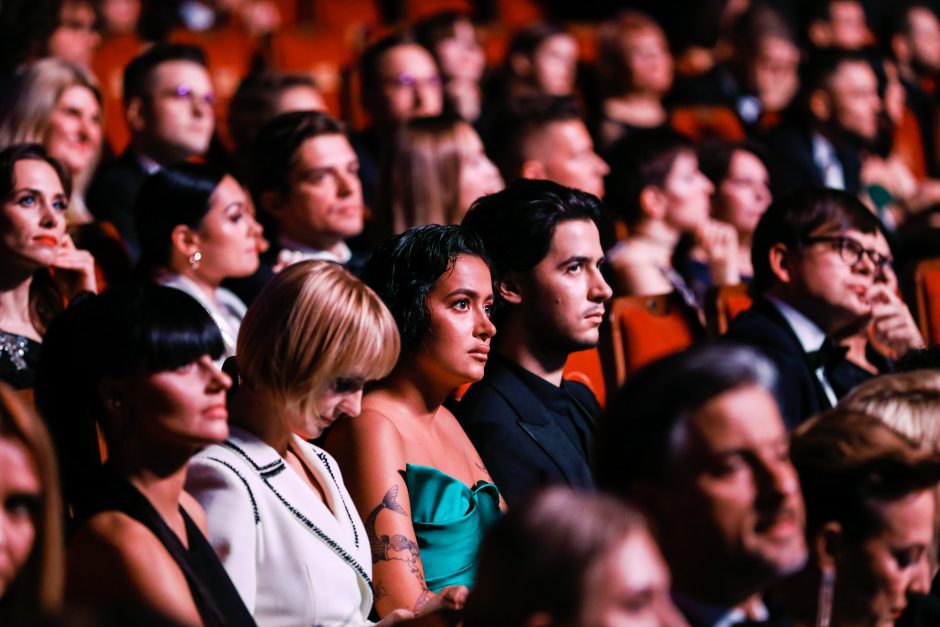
[377,114,503,238]
[0,383,63,623]
[840,371,940,450]
[0,58,104,226]
[186,260,415,625]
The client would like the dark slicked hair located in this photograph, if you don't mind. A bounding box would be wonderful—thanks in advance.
[122,43,208,107]
[750,187,881,293]
[596,343,777,496]
[361,224,490,358]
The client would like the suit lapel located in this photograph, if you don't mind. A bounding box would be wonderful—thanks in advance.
[483,360,592,485]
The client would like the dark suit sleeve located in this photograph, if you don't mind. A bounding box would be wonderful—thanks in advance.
[455,389,549,508]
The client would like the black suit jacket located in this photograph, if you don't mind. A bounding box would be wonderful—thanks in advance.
[86,150,151,261]
[452,357,597,507]
[762,123,862,197]
[723,297,831,429]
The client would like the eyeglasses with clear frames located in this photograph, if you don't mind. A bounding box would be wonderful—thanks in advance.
[802,235,893,278]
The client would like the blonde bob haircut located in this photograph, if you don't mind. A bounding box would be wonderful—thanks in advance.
[0,383,64,621]
[841,370,940,451]
[237,260,400,419]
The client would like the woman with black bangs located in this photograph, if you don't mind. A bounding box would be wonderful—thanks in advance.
[35,284,255,627]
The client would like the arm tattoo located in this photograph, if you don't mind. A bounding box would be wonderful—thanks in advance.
[365,485,433,611]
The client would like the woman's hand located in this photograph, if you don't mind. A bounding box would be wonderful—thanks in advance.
[51,233,98,295]
[415,586,469,614]
[375,608,417,625]
[696,219,739,285]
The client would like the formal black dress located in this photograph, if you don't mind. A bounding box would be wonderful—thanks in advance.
[0,331,40,390]
[73,467,256,627]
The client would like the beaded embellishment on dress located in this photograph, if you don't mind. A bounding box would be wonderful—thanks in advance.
[0,332,29,371]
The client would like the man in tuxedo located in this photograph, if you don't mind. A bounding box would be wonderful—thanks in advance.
[725,188,922,427]
[596,343,808,627]
[455,179,613,507]
[226,110,366,304]
[763,49,879,196]
[87,43,214,260]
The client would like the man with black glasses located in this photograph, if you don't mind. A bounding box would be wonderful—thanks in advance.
[725,188,923,427]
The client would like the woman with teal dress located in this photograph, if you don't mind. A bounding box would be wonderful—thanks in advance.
[324,225,505,618]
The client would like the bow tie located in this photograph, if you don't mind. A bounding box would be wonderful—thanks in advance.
[805,339,849,370]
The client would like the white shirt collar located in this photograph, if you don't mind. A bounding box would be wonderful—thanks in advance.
[765,295,828,354]
[278,235,352,264]
[672,591,769,627]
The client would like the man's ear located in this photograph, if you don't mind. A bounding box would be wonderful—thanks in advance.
[816,520,843,571]
[638,185,666,221]
[809,88,832,123]
[497,273,524,305]
[520,159,548,181]
[125,96,147,134]
[769,242,793,284]
[171,224,200,258]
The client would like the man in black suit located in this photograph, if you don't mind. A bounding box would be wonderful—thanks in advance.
[763,49,879,196]
[725,188,922,428]
[455,179,613,507]
[596,343,808,627]
[87,43,214,260]
[224,110,368,305]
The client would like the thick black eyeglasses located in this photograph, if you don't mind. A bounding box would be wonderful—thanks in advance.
[803,235,893,277]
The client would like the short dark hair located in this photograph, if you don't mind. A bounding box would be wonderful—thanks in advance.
[36,283,224,504]
[595,343,777,496]
[122,43,208,106]
[750,187,881,292]
[505,22,569,70]
[791,408,940,541]
[489,94,583,183]
[414,10,471,56]
[462,178,601,286]
[361,224,490,358]
[228,71,320,153]
[604,128,695,227]
[800,47,874,106]
[135,162,227,276]
[696,139,770,188]
[248,109,345,218]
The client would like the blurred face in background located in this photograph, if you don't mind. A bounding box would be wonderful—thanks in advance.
[47,0,100,68]
[435,19,486,84]
[532,33,579,96]
[713,150,771,240]
[456,123,503,218]
[44,85,102,179]
[0,435,40,601]
[625,27,672,96]
[374,44,444,124]
[752,36,800,113]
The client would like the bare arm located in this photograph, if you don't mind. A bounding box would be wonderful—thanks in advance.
[67,512,203,626]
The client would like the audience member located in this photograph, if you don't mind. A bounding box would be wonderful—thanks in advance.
[186,260,415,625]
[691,140,772,289]
[326,225,502,616]
[0,59,104,226]
[596,343,808,627]
[36,284,255,626]
[594,11,673,150]
[497,23,579,101]
[0,144,96,390]
[605,129,733,303]
[764,49,878,195]
[728,4,801,131]
[46,0,100,69]
[781,409,940,626]
[97,0,141,37]
[888,2,940,176]
[806,0,871,50]
[86,43,214,260]
[490,95,608,199]
[841,370,940,448]
[0,383,63,624]
[228,110,365,304]
[456,180,612,506]
[725,188,922,427]
[377,114,502,238]
[415,12,487,124]
[135,163,263,359]
[464,487,687,627]
[353,32,444,206]
[227,71,326,182]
